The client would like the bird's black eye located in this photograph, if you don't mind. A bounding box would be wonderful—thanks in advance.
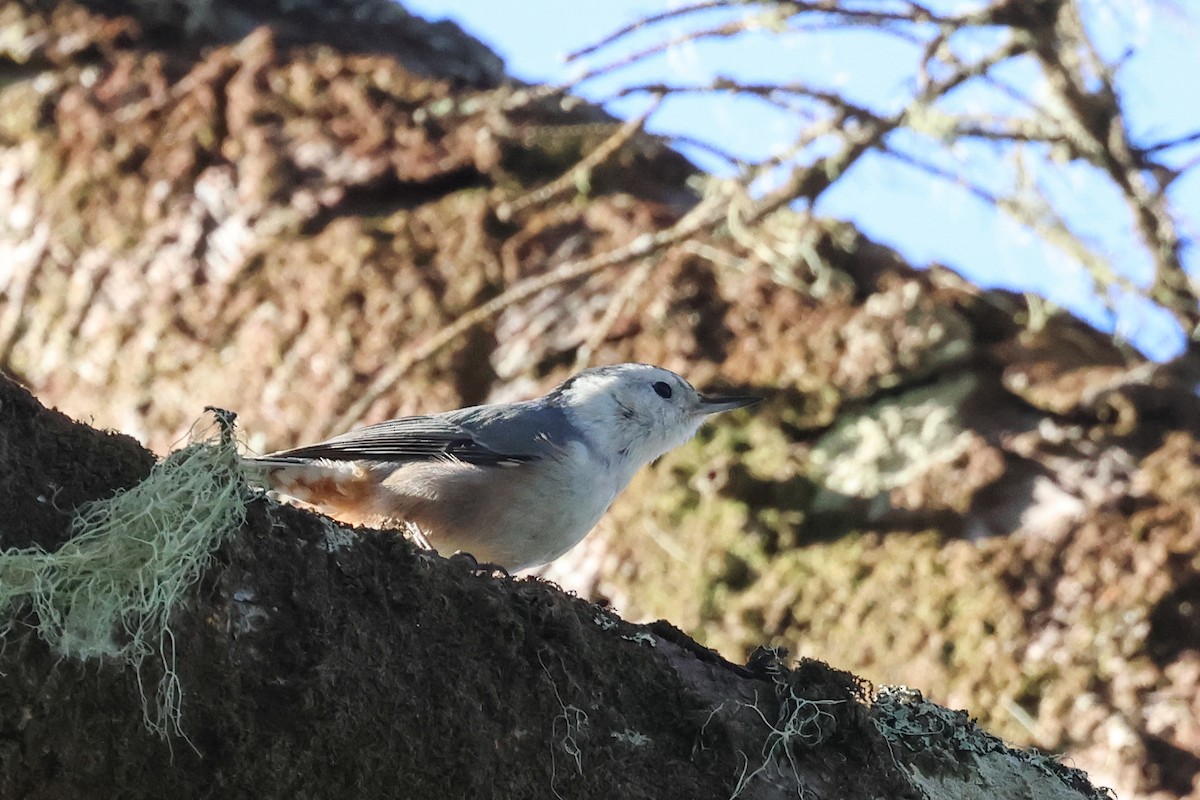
[653,381,673,399]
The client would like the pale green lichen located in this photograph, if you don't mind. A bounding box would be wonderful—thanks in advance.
[610,729,652,748]
[808,373,979,505]
[872,686,1114,800]
[0,424,249,738]
[729,653,844,800]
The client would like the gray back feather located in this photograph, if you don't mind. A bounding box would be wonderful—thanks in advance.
[260,398,578,467]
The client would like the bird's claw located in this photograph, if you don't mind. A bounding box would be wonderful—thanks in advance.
[447,551,511,578]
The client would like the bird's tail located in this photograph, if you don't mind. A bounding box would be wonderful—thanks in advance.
[242,455,311,469]
[242,454,377,510]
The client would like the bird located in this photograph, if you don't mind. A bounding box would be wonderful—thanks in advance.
[247,363,760,571]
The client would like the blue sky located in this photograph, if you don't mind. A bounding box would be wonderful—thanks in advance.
[404,1,1199,360]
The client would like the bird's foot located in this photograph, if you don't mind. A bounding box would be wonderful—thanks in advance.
[447,550,511,578]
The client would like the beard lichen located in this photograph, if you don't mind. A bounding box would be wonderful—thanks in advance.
[0,418,248,740]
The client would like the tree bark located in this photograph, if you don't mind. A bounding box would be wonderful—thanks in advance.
[1,1,1195,797]
[0,372,1106,800]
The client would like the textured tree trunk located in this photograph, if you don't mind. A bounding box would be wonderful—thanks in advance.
[0,1,1196,797]
[0,372,1105,800]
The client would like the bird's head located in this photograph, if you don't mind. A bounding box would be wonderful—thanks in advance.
[554,363,760,473]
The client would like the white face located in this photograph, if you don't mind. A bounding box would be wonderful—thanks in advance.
[558,364,712,469]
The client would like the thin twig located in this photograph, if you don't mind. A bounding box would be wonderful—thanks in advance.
[573,257,658,370]
[331,194,729,432]
[495,96,664,222]
[566,0,730,62]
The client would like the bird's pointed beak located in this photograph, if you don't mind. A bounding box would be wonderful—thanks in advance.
[697,393,763,415]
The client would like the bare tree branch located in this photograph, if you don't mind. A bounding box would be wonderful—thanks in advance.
[546,0,1199,345]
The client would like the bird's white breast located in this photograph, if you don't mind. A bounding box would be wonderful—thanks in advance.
[363,439,628,571]
[489,439,626,569]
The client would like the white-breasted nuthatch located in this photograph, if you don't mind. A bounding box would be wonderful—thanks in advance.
[248,363,760,571]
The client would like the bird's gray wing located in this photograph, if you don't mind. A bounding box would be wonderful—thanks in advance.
[261,402,563,467]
